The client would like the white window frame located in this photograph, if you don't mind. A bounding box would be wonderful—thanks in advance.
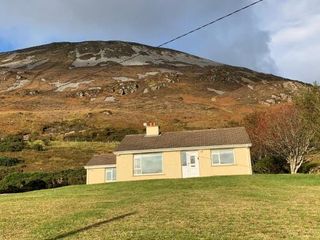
[105,167,116,182]
[211,149,235,166]
[133,153,163,176]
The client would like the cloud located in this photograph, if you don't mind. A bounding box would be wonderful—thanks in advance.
[256,0,320,83]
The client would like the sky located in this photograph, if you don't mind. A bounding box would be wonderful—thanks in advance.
[0,0,319,83]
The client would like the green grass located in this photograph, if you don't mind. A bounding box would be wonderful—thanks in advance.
[0,175,320,240]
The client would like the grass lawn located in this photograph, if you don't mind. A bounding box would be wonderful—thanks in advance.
[0,175,320,240]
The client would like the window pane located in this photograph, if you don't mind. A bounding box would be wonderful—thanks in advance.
[106,168,116,181]
[181,152,187,166]
[181,158,187,166]
[190,156,195,164]
[220,151,234,164]
[106,170,112,180]
[141,154,162,174]
[134,157,141,169]
[112,168,116,180]
[212,153,219,164]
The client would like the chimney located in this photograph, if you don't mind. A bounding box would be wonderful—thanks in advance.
[144,122,159,136]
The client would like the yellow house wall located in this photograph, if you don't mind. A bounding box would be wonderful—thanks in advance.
[86,168,105,184]
[116,147,251,182]
[116,151,182,181]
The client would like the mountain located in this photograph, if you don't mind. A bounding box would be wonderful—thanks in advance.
[0,41,304,136]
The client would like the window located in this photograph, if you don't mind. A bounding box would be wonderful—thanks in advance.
[106,168,116,182]
[134,153,163,175]
[181,151,187,166]
[211,150,235,165]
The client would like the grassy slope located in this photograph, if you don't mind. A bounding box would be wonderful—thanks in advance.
[0,175,320,240]
[1,141,117,172]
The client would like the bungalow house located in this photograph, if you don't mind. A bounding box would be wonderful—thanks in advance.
[85,123,252,184]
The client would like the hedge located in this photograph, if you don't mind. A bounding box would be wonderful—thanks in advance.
[63,127,140,142]
[0,157,22,167]
[0,135,25,152]
[253,156,288,174]
[0,166,23,181]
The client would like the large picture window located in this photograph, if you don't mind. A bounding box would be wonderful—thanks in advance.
[134,153,163,175]
[212,149,235,165]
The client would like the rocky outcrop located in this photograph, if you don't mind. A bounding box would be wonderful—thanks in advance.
[75,88,101,98]
[260,93,293,106]
[104,96,116,102]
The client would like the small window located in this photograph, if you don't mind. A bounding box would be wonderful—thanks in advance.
[211,150,235,165]
[181,151,187,166]
[106,168,116,182]
[181,158,187,166]
[190,156,196,164]
[134,153,163,175]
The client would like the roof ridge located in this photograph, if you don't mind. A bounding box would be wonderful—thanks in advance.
[163,126,245,134]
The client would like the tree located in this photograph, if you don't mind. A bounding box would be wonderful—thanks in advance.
[264,105,315,173]
[244,110,269,161]
[245,105,315,174]
[295,83,320,141]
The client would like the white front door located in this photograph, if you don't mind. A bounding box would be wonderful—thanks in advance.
[182,151,200,178]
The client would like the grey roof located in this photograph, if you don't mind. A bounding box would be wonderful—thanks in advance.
[86,154,116,166]
[115,127,251,153]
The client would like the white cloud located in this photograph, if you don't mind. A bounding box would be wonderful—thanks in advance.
[256,0,320,83]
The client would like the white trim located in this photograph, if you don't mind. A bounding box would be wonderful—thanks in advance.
[84,164,116,169]
[247,148,253,174]
[86,168,89,184]
[114,144,252,155]
[133,173,165,177]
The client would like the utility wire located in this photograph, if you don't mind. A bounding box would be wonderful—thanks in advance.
[60,0,265,84]
[119,0,264,64]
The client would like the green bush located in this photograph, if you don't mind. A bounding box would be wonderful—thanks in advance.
[0,168,86,193]
[0,157,22,166]
[42,119,88,134]
[0,166,23,181]
[253,156,288,174]
[27,140,46,151]
[299,162,319,173]
[0,135,25,152]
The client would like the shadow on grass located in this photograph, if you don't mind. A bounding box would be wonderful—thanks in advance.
[46,211,137,240]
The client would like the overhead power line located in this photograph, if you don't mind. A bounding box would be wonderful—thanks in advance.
[119,0,265,64]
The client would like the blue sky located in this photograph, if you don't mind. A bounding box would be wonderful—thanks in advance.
[0,0,319,83]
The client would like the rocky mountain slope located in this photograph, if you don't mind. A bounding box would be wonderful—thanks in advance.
[0,41,304,136]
